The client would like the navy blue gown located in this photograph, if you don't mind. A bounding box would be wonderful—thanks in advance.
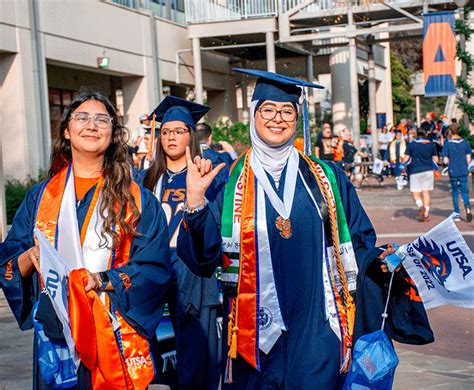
[0,181,173,389]
[178,157,433,389]
[156,169,226,389]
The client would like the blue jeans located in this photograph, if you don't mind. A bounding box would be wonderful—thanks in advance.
[450,175,470,213]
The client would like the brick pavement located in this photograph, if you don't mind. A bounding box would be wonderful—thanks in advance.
[0,176,472,389]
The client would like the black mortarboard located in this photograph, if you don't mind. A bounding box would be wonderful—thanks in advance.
[233,68,324,104]
[150,96,210,130]
[233,68,325,155]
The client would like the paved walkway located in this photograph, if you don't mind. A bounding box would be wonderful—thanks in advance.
[359,176,474,390]
[0,176,472,389]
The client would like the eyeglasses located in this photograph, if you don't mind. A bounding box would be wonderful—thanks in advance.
[160,128,189,137]
[257,107,297,122]
[70,112,113,129]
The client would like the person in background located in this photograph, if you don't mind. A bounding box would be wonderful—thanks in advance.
[315,122,335,160]
[420,112,436,134]
[0,90,172,389]
[140,127,159,171]
[397,118,408,138]
[342,128,358,165]
[378,125,394,160]
[129,114,151,167]
[387,130,407,190]
[441,126,472,222]
[143,96,225,390]
[402,128,438,222]
[333,132,344,166]
[196,122,235,168]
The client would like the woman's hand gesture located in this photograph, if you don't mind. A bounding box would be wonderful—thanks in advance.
[185,146,225,207]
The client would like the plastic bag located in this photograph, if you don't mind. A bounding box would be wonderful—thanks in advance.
[344,272,399,389]
[343,330,399,389]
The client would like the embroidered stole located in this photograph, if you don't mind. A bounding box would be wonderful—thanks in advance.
[221,151,357,380]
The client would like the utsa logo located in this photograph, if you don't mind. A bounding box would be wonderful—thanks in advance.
[413,238,452,287]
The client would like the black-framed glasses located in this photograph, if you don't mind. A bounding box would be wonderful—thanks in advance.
[70,112,113,129]
[160,128,189,137]
[257,107,297,122]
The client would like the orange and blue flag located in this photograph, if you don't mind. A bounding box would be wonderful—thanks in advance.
[423,11,457,97]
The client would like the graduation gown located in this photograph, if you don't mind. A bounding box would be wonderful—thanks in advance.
[156,169,226,389]
[178,157,433,389]
[0,181,173,389]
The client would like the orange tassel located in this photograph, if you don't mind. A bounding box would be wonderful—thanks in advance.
[227,317,232,346]
[230,328,238,359]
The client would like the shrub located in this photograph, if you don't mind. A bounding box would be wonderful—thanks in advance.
[6,171,47,224]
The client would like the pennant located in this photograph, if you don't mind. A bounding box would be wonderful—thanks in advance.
[401,218,474,310]
[423,11,457,97]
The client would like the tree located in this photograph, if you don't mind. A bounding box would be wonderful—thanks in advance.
[391,52,415,123]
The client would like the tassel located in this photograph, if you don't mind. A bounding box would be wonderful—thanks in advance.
[227,317,232,346]
[340,347,352,374]
[224,356,233,384]
[161,350,177,373]
[229,328,238,359]
[216,317,223,339]
[302,88,311,156]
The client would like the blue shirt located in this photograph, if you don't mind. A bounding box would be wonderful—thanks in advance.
[442,138,471,177]
[406,139,437,174]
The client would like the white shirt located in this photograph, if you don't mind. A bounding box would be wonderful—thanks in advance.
[378,132,393,150]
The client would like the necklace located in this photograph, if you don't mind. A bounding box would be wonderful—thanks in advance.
[166,167,187,183]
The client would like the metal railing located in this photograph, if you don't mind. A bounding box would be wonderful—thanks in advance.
[110,0,186,24]
[184,0,278,23]
[185,0,420,24]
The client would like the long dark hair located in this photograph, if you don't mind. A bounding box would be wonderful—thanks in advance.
[49,89,139,248]
[143,124,201,192]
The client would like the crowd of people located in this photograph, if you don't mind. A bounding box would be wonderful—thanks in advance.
[296,113,472,224]
[0,68,467,389]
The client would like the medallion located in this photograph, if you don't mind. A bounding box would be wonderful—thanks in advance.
[275,216,292,239]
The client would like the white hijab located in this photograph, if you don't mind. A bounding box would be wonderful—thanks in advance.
[249,100,297,187]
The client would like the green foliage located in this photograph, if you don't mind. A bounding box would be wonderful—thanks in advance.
[456,6,474,121]
[212,119,251,154]
[6,171,47,224]
[390,52,415,122]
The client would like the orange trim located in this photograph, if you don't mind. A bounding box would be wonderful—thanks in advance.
[80,176,104,246]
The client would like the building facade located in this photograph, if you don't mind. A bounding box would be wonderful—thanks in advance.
[0,0,237,179]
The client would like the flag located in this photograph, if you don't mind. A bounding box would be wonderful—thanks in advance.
[423,11,457,97]
[35,227,80,369]
[400,218,474,310]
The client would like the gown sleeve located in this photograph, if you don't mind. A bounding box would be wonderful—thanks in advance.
[329,163,434,345]
[0,183,43,330]
[106,188,173,339]
[177,183,225,278]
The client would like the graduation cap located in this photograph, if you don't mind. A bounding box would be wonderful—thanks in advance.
[150,96,211,130]
[233,68,324,155]
[144,128,158,137]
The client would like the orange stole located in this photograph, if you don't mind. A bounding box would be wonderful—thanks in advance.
[69,269,132,389]
[230,159,259,369]
[35,166,154,389]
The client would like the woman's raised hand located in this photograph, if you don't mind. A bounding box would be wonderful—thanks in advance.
[185,146,225,207]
